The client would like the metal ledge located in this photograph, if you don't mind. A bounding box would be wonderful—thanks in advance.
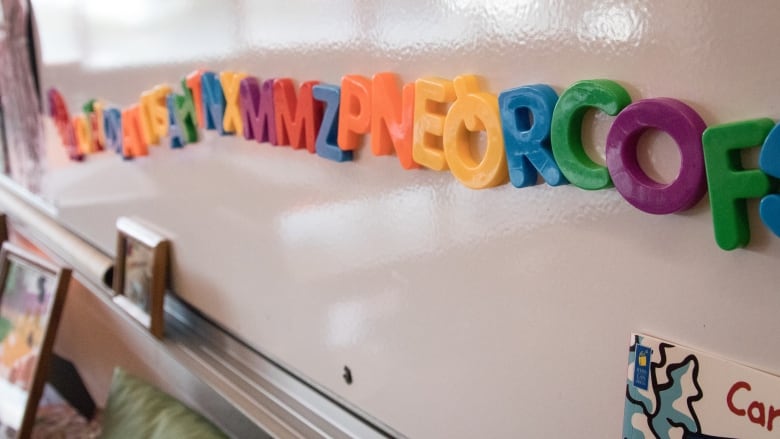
[0,176,398,439]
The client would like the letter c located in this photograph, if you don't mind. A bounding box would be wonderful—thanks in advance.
[727,381,751,416]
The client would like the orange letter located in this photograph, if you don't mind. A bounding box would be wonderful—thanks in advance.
[273,78,322,153]
[186,70,205,128]
[371,73,418,169]
[413,77,455,170]
[121,105,148,158]
[337,74,371,151]
[220,71,247,135]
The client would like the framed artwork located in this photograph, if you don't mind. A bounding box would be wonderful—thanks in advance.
[0,242,71,439]
[112,217,169,339]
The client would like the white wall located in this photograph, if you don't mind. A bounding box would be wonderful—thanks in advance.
[28,1,780,437]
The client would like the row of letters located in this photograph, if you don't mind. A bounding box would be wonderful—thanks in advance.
[46,71,780,251]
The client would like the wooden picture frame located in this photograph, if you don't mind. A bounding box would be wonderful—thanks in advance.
[0,242,71,439]
[112,217,168,339]
[0,213,7,244]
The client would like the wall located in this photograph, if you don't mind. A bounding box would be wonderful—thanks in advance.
[27,1,780,437]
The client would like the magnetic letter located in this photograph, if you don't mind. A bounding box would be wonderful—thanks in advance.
[758,123,780,237]
[186,69,206,128]
[371,72,418,169]
[413,77,455,170]
[702,118,774,250]
[239,77,277,144]
[338,75,372,151]
[73,114,95,155]
[139,85,172,145]
[165,79,199,147]
[167,94,186,148]
[47,89,82,161]
[220,71,247,135]
[499,84,566,187]
[606,98,707,214]
[442,75,508,189]
[202,71,226,133]
[551,79,631,190]
[83,99,104,152]
[121,105,148,158]
[312,84,352,162]
[103,107,123,154]
[273,78,322,153]
[92,100,107,147]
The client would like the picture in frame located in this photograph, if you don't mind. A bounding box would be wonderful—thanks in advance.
[112,217,169,339]
[0,242,71,439]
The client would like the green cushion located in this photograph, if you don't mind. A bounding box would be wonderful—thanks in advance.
[101,368,227,439]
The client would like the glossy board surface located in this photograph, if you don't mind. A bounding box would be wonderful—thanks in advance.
[30,1,780,437]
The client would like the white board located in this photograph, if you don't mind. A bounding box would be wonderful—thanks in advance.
[28,1,780,437]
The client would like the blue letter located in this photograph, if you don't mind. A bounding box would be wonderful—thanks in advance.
[312,84,352,162]
[202,71,228,135]
[500,84,567,188]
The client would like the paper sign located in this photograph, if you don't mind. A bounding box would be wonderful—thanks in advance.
[624,333,780,439]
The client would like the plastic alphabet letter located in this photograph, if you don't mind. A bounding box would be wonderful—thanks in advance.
[338,75,372,151]
[167,94,186,148]
[239,77,278,144]
[220,71,247,135]
[498,84,566,187]
[273,78,322,153]
[92,100,107,147]
[47,89,82,160]
[551,79,631,190]
[103,107,123,154]
[442,75,508,189]
[606,98,708,214]
[413,77,456,170]
[202,71,226,133]
[165,79,199,146]
[702,118,774,250]
[73,115,95,155]
[370,72,418,169]
[312,84,352,162]
[139,85,172,145]
[82,99,104,152]
[758,123,780,237]
[186,70,206,128]
[121,105,148,158]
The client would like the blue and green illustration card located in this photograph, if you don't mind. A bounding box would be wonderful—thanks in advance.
[624,333,780,439]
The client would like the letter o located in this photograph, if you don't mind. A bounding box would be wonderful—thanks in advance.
[443,92,508,189]
[606,98,707,214]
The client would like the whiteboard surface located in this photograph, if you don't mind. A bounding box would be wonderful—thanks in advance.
[30,1,780,437]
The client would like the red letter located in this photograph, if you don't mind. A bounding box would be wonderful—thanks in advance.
[273,78,322,153]
[727,381,750,416]
[749,401,766,427]
[768,405,780,431]
[46,88,80,159]
[370,72,418,169]
[338,74,372,151]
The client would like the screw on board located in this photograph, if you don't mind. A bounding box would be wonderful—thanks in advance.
[343,366,353,385]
